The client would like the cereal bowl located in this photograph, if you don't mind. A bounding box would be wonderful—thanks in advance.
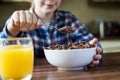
[44,47,96,70]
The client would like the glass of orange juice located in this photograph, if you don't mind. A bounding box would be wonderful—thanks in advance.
[0,37,34,80]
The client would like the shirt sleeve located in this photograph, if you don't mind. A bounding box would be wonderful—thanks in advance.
[69,13,102,48]
[70,14,93,41]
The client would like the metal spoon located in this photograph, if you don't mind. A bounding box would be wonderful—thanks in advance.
[58,26,76,43]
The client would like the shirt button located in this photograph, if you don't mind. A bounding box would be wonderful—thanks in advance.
[46,36,49,39]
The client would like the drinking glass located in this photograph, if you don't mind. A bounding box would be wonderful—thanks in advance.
[0,38,34,80]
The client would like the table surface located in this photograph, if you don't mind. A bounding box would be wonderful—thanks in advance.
[32,52,120,80]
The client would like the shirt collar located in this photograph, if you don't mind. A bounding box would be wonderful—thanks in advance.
[54,10,64,17]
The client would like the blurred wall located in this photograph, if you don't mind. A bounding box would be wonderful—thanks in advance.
[0,0,120,30]
[0,4,30,30]
[59,0,120,24]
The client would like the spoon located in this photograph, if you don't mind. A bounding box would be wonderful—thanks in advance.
[58,26,76,43]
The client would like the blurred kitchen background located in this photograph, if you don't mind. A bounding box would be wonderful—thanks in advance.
[0,0,120,53]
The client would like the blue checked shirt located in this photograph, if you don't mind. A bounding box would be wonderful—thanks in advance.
[0,8,101,56]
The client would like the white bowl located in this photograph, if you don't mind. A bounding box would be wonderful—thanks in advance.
[44,47,96,70]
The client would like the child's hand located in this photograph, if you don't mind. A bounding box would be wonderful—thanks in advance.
[88,38,102,67]
[7,10,41,36]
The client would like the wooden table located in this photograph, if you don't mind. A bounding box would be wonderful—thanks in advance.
[32,52,120,80]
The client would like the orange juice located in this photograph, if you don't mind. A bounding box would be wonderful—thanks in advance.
[0,45,34,80]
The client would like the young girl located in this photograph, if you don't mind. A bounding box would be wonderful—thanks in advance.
[0,0,102,67]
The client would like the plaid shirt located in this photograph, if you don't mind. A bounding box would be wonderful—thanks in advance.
[0,8,101,56]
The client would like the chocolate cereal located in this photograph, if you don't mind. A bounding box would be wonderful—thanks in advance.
[44,41,95,50]
[59,26,76,33]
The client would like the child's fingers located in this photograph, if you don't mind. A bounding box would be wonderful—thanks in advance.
[93,54,102,60]
[89,38,98,45]
[96,47,102,54]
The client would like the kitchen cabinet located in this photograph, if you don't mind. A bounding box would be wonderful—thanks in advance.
[89,0,120,3]
[88,0,120,7]
[100,39,120,53]
[0,0,30,2]
[0,0,30,6]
